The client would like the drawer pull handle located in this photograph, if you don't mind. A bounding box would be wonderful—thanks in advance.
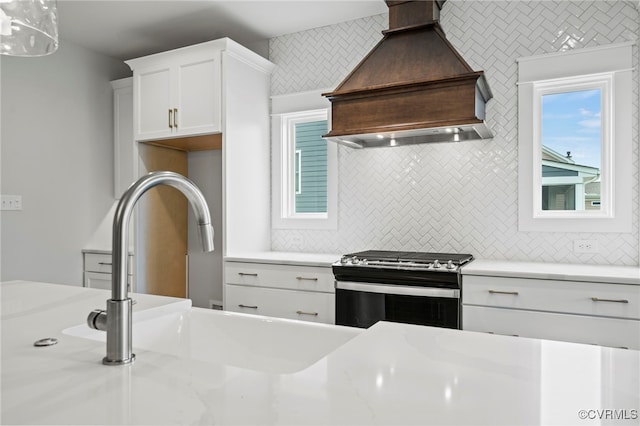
[238,304,258,309]
[488,290,519,295]
[98,262,112,266]
[168,109,173,129]
[238,273,258,277]
[296,310,318,316]
[296,276,318,281]
[618,346,629,350]
[173,108,178,128]
[591,297,629,304]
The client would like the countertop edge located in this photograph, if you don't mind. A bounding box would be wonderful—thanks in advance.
[224,251,340,267]
[462,259,640,285]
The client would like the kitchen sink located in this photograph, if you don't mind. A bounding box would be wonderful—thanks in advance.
[63,305,361,374]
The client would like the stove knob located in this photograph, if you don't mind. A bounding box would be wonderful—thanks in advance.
[340,256,349,264]
[360,258,368,265]
[446,260,455,270]
[432,260,441,269]
[351,256,359,264]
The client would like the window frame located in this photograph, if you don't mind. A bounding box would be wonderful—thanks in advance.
[271,89,338,230]
[517,42,633,233]
[282,109,329,220]
[532,74,612,218]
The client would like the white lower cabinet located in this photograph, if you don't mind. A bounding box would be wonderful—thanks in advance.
[225,284,334,323]
[462,275,640,350]
[224,261,335,324]
[83,251,135,292]
[463,305,639,349]
[84,271,112,291]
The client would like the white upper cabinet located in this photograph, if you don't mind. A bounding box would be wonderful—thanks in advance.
[110,77,136,197]
[126,42,222,141]
[127,37,275,256]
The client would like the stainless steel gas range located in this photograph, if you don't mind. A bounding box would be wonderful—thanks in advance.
[332,250,473,329]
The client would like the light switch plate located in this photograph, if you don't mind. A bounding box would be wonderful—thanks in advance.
[1,195,22,211]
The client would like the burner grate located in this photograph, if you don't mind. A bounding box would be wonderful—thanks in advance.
[344,250,473,266]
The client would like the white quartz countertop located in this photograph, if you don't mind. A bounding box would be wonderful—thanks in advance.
[2,280,639,425]
[224,251,340,267]
[462,259,640,285]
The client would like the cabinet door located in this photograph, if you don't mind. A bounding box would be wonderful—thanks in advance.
[135,66,173,141]
[174,56,221,137]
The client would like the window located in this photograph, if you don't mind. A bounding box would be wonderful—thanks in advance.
[271,90,338,230]
[294,119,328,213]
[517,42,633,233]
[536,77,608,214]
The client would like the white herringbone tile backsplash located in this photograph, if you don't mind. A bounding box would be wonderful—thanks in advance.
[269,1,639,265]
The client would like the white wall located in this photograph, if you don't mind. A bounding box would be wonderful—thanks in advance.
[269,1,639,266]
[1,40,130,285]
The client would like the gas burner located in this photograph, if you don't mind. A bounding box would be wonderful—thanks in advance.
[337,250,473,273]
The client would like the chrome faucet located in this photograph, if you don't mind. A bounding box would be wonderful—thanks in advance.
[87,171,215,365]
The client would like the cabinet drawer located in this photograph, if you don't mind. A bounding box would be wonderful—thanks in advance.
[463,275,640,320]
[84,253,133,275]
[84,272,112,291]
[224,284,335,324]
[84,272,133,292]
[224,262,334,293]
[463,305,640,350]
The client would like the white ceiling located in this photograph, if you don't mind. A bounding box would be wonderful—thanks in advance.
[57,0,388,60]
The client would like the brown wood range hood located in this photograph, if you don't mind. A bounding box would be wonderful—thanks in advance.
[323,0,493,148]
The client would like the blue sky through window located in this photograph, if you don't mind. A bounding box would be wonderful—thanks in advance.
[541,89,601,169]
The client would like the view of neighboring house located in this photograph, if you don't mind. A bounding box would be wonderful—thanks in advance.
[541,145,601,211]
[295,120,329,214]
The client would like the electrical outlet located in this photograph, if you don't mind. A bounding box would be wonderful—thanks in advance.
[1,195,22,211]
[574,240,599,254]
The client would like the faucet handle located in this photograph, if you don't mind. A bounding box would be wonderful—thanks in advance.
[87,309,107,331]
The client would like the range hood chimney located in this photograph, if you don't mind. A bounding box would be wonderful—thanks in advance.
[323,0,493,148]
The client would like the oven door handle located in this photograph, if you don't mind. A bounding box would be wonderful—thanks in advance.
[335,281,460,299]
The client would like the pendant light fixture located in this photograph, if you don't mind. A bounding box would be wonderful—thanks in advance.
[0,0,58,56]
